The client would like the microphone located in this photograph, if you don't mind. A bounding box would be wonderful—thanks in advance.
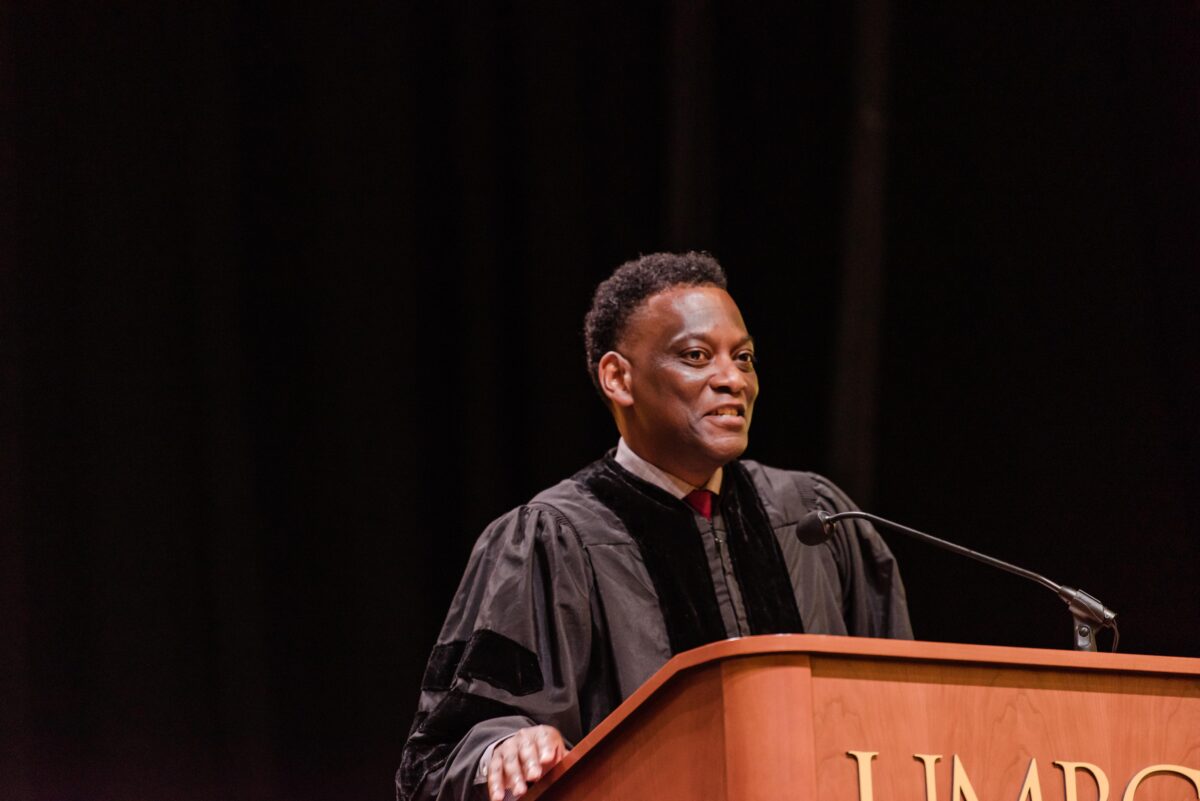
[796,509,1119,652]
[795,510,837,545]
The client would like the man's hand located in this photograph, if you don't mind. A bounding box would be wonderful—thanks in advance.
[487,725,568,801]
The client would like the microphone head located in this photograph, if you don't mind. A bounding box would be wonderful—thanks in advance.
[795,510,835,545]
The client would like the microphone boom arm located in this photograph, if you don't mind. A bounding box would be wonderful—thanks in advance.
[818,510,1119,652]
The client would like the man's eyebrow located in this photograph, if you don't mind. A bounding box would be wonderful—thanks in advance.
[668,332,756,348]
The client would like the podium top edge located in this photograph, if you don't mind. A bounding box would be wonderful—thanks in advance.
[671,633,1200,676]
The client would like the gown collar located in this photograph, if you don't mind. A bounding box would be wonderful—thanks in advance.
[613,438,723,499]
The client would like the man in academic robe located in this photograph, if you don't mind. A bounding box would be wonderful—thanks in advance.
[397,252,912,801]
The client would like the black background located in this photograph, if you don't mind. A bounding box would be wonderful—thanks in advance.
[3,3,1197,800]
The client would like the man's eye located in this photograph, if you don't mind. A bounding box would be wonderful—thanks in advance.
[737,352,758,367]
[683,349,707,361]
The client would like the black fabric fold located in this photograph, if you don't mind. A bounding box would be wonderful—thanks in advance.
[575,456,806,650]
[720,460,805,634]
[457,629,543,696]
[574,458,727,654]
[420,641,466,691]
[419,629,543,696]
[398,690,528,800]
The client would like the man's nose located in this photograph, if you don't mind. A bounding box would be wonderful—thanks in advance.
[711,355,748,393]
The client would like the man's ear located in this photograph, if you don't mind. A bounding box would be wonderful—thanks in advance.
[598,351,634,408]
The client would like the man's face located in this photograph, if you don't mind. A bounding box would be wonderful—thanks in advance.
[615,285,759,484]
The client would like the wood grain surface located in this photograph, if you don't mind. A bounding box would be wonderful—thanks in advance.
[525,635,1200,801]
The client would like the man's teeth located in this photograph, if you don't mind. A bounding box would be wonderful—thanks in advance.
[713,409,739,416]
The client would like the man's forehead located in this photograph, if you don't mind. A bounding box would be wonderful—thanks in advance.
[624,285,750,343]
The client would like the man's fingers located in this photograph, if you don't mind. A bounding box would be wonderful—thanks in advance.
[517,733,542,780]
[503,747,527,796]
[494,743,523,800]
[487,748,505,801]
[534,725,566,764]
[487,725,569,801]
[535,726,555,762]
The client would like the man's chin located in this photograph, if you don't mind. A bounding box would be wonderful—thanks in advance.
[702,435,749,466]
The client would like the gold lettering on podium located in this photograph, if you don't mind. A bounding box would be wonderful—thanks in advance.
[1055,761,1110,801]
[925,756,1044,801]
[914,754,943,801]
[848,751,879,801]
[1017,759,1045,801]
[846,752,1197,801]
[951,754,984,801]
[1121,764,1200,801]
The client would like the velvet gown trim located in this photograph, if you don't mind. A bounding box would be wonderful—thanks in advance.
[421,630,543,696]
[575,456,804,653]
[575,457,728,653]
[719,460,806,635]
[399,691,528,800]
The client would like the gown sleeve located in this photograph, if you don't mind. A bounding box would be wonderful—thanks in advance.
[396,504,594,801]
[809,473,915,640]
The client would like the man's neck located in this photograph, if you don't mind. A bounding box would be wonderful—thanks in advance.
[614,438,723,499]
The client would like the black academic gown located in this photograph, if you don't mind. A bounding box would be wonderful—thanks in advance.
[397,455,912,801]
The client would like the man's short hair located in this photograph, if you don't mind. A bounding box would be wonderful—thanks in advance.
[583,251,728,391]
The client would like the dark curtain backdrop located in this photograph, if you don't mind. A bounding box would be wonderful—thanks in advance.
[3,3,1197,800]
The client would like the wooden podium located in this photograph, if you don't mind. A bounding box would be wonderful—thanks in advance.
[525,635,1200,801]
